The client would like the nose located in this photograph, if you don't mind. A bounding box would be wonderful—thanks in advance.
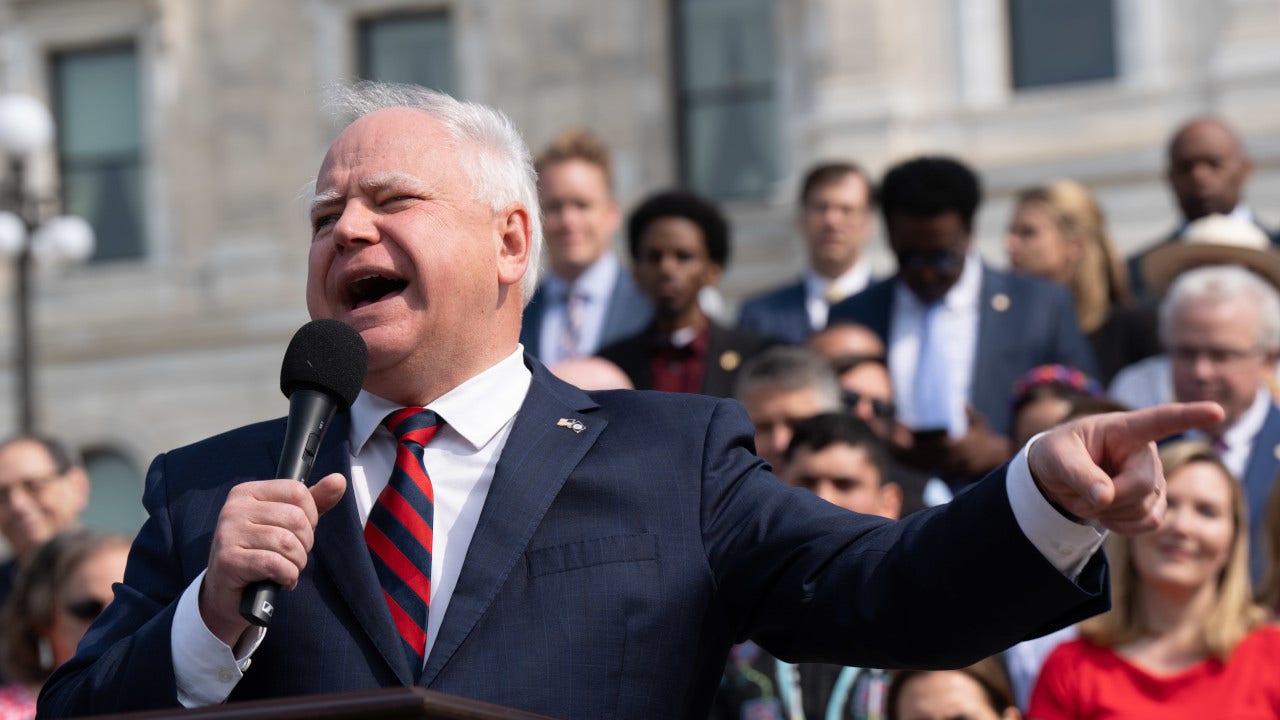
[814,481,841,505]
[332,201,380,250]
[768,426,792,458]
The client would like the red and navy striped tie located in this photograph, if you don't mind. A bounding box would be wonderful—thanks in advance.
[366,407,443,677]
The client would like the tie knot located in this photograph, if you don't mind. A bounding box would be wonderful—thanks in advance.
[384,407,443,445]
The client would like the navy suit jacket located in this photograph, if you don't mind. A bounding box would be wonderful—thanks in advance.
[827,265,1098,437]
[40,358,1107,719]
[1242,402,1280,582]
[520,265,652,361]
[737,281,811,345]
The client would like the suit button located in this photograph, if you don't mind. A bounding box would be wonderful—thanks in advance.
[218,670,233,683]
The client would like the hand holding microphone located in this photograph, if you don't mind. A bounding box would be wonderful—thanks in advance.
[198,320,367,644]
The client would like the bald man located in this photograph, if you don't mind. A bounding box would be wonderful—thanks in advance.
[1127,116,1279,297]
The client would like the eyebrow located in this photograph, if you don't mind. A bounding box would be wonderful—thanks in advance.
[309,172,436,217]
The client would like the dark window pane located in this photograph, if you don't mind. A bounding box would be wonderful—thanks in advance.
[675,0,778,200]
[1008,0,1117,89]
[359,12,455,95]
[52,46,145,262]
[81,447,144,538]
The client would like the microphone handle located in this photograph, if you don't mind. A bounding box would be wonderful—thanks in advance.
[239,389,338,627]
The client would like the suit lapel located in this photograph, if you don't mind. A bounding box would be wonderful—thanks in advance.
[306,412,416,685]
[421,360,603,686]
[969,266,1008,422]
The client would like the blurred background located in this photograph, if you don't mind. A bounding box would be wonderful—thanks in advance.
[0,0,1278,537]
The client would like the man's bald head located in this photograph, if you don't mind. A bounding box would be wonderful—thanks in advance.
[1166,116,1252,222]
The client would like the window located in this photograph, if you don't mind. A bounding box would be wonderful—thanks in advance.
[1008,0,1117,89]
[81,447,144,537]
[673,0,779,200]
[358,11,455,94]
[51,45,145,262]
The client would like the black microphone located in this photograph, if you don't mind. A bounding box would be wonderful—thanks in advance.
[239,319,368,627]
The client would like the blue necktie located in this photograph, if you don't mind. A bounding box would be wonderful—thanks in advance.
[366,407,443,678]
[913,302,952,431]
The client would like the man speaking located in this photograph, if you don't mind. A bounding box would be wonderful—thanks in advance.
[38,83,1221,718]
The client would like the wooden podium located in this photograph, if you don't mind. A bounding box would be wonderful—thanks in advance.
[84,687,560,720]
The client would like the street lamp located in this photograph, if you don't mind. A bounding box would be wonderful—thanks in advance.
[0,93,95,433]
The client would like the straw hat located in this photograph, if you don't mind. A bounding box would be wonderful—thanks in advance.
[1140,213,1280,297]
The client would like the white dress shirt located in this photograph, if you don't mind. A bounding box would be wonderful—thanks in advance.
[803,260,872,331]
[537,253,622,366]
[169,345,1103,707]
[172,348,531,706]
[888,253,982,436]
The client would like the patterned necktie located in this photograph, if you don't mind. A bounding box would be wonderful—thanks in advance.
[559,289,585,361]
[912,302,952,431]
[366,407,443,677]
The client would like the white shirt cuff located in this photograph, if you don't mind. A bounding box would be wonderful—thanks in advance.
[1005,435,1107,580]
[172,569,266,707]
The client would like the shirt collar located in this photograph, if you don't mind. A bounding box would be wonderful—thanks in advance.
[1223,387,1273,449]
[349,347,532,454]
[544,252,620,303]
[802,260,870,302]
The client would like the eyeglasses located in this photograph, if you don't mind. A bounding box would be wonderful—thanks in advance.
[0,473,65,505]
[1170,345,1265,367]
[64,597,107,622]
[843,390,897,420]
[897,247,965,273]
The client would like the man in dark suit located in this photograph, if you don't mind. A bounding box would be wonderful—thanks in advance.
[520,128,652,363]
[1159,263,1280,581]
[598,190,772,398]
[1127,116,1280,298]
[829,156,1098,487]
[738,162,877,345]
[40,83,1221,719]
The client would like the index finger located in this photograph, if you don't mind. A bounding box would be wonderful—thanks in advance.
[1110,402,1224,447]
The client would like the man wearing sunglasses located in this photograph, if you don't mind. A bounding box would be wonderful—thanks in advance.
[829,156,1098,488]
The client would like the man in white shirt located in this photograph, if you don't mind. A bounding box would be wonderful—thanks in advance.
[39,83,1222,719]
[1159,264,1280,580]
[520,128,651,364]
[738,162,877,345]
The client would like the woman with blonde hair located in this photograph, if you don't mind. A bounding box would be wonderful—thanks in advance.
[1029,441,1280,719]
[1006,179,1161,383]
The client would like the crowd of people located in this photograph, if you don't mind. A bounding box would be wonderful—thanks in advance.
[533,113,1280,718]
[1,86,1276,718]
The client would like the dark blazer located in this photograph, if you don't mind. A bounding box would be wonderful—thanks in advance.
[737,281,811,345]
[827,265,1098,437]
[1126,221,1280,299]
[597,323,775,398]
[39,359,1107,719]
[1242,402,1280,583]
[519,265,653,361]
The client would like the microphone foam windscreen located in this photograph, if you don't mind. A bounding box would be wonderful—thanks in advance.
[279,319,369,408]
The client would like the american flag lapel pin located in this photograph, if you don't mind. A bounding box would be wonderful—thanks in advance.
[557,418,586,434]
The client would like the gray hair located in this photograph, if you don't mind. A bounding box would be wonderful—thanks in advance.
[324,81,543,304]
[734,345,843,410]
[1159,264,1280,351]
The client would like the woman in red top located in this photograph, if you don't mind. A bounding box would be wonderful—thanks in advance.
[1029,440,1280,719]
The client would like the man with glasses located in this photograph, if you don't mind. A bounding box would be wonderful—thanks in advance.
[0,435,90,606]
[738,162,878,345]
[1159,264,1280,580]
[829,156,1097,488]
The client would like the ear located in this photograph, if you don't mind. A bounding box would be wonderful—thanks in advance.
[879,480,903,521]
[67,467,91,514]
[495,202,532,289]
[705,261,724,288]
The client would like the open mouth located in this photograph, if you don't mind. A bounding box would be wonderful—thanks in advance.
[346,274,409,309]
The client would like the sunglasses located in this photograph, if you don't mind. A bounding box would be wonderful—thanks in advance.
[64,598,107,622]
[842,390,897,420]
